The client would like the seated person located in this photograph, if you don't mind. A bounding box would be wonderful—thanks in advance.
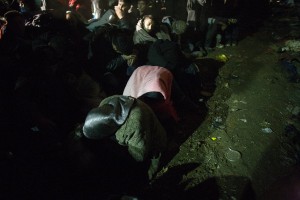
[89,0,109,21]
[14,50,105,138]
[86,0,136,31]
[100,28,138,95]
[147,39,204,108]
[161,16,187,44]
[133,14,170,45]
[132,0,152,21]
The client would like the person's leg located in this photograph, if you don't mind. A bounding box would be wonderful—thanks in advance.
[231,24,239,46]
[224,25,233,46]
[205,19,218,49]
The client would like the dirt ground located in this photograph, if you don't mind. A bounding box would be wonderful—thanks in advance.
[142,3,300,200]
[1,3,300,200]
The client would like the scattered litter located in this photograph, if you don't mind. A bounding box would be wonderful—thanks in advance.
[292,106,300,116]
[218,125,226,129]
[239,119,247,123]
[260,120,271,127]
[233,100,247,104]
[225,148,241,162]
[230,108,245,112]
[215,116,223,123]
[262,127,273,134]
[211,136,221,141]
[216,54,229,63]
[212,117,226,129]
[230,74,239,79]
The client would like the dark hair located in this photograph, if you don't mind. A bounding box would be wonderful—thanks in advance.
[121,0,133,4]
[141,15,159,35]
[4,10,22,22]
[108,0,118,7]
[141,14,154,27]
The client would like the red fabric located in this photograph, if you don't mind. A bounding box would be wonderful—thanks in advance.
[69,0,92,19]
[69,0,77,7]
[123,65,180,122]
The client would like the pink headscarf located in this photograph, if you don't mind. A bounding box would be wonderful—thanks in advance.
[123,65,179,122]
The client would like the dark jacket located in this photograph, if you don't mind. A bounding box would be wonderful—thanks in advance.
[86,9,137,31]
[147,39,190,73]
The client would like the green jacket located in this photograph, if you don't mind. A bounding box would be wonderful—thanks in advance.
[99,95,167,163]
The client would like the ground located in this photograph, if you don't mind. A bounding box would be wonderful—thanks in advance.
[1,3,300,200]
[141,4,300,200]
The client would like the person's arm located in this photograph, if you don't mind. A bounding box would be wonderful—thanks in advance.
[122,54,137,66]
[118,16,135,30]
[106,55,127,71]
[147,40,169,68]
[114,5,136,30]
[147,40,178,71]
[86,9,114,31]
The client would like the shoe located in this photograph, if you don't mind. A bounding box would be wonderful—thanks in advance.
[216,44,224,49]
[191,51,203,57]
[206,47,215,52]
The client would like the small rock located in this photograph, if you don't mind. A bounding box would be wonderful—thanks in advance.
[292,106,300,116]
[262,127,273,134]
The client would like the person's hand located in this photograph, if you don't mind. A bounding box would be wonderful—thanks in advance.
[122,54,137,66]
[114,5,125,19]
[127,55,137,66]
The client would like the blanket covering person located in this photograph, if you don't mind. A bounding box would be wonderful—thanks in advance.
[123,65,179,122]
[133,18,171,45]
[82,95,167,179]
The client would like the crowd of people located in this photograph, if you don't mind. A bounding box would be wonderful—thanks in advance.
[0,0,266,198]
